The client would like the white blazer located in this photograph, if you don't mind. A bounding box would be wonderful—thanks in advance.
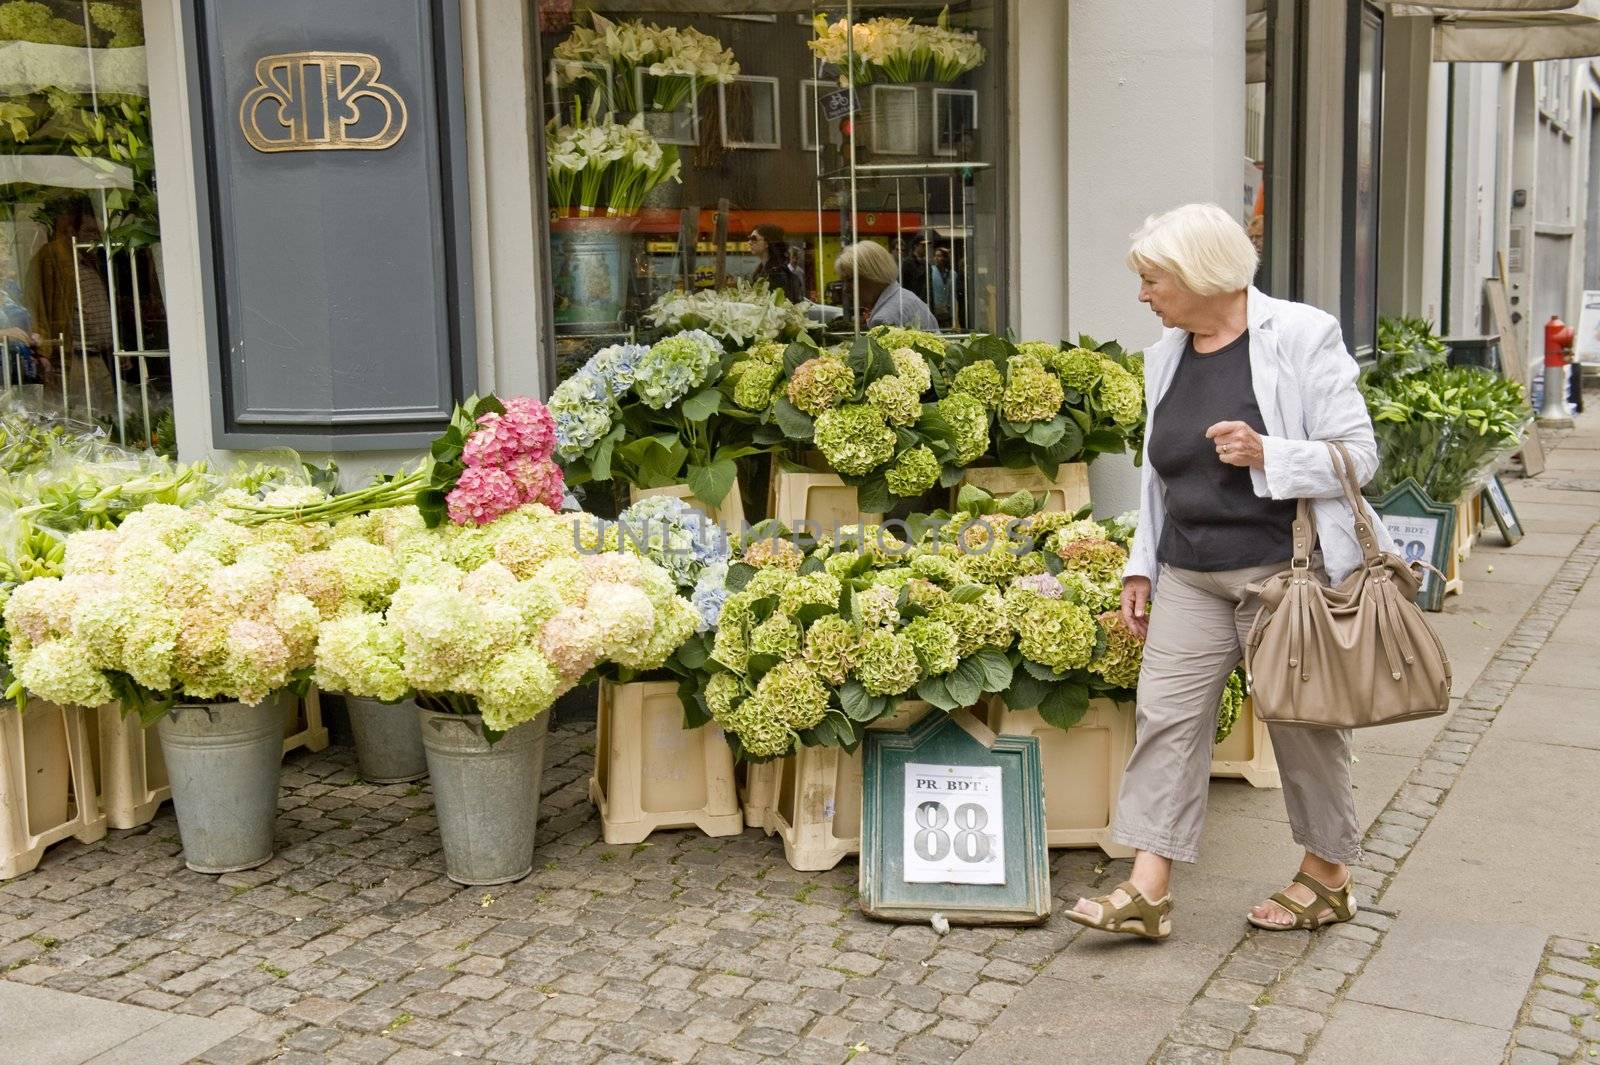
[1126,286,1396,594]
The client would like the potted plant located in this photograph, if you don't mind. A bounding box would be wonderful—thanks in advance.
[312,501,700,885]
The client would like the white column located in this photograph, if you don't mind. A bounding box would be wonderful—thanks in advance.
[1008,0,1069,341]
[1064,0,1248,514]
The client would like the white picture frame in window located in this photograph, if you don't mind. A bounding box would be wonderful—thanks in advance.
[870,84,918,155]
[799,78,839,151]
[549,59,612,123]
[720,75,782,150]
[633,67,700,145]
[721,13,777,22]
[932,88,978,158]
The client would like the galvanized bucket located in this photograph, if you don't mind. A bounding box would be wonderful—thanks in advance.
[156,696,285,874]
[419,709,551,886]
[346,697,427,784]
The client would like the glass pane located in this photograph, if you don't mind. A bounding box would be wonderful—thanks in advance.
[528,2,1005,384]
[0,0,172,451]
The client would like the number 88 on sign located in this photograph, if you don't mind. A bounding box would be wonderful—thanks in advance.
[902,763,1006,885]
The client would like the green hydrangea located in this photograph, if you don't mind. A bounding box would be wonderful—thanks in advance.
[853,584,901,629]
[1044,346,1104,392]
[814,404,896,476]
[747,339,788,366]
[889,347,933,394]
[778,572,843,616]
[904,578,948,612]
[753,661,830,731]
[747,566,796,599]
[866,375,922,427]
[1001,355,1065,423]
[1006,590,1098,673]
[929,593,1013,657]
[1091,609,1143,690]
[1099,361,1145,426]
[705,671,742,718]
[786,354,856,415]
[711,593,755,672]
[953,517,1025,584]
[720,696,795,759]
[802,615,859,686]
[951,361,1004,409]
[855,629,922,696]
[885,445,940,497]
[749,613,801,657]
[872,327,946,358]
[733,361,782,411]
[909,553,962,585]
[1057,570,1119,615]
[1217,669,1246,743]
[1055,536,1129,612]
[931,392,990,467]
[903,616,959,676]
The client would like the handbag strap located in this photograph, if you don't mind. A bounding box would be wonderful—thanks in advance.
[1292,442,1381,569]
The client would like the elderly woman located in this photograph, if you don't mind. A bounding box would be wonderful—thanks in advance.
[1068,203,1394,940]
[835,241,939,331]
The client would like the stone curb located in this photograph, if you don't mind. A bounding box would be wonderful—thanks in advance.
[1149,517,1600,1065]
[1500,936,1600,1065]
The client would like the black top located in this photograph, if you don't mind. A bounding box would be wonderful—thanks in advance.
[1147,331,1297,571]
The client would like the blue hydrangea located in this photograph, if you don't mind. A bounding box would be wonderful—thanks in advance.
[615,495,731,593]
[586,342,647,397]
[548,370,614,460]
[632,330,723,411]
[691,562,729,632]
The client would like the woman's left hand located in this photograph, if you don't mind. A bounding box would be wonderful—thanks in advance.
[1205,420,1265,469]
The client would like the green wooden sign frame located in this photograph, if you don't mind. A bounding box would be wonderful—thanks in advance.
[1371,478,1456,613]
[859,708,1050,926]
[1480,473,1524,546]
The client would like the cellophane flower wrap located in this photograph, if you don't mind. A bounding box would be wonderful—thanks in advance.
[645,279,815,350]
[229,395,566,530]
[311,503,700,735]
[936,333,1146,474]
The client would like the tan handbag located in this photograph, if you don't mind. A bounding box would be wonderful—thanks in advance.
[1244,442,1451,729]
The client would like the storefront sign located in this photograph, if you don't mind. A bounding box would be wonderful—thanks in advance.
[240,52,409,152]
[860,709,1049,926]
[184,0,473,450]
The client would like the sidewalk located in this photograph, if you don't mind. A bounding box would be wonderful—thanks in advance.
[2,420,1598,1065]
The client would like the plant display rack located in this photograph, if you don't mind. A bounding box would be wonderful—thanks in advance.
[1,700,108,880]
[1209,696,1281,789]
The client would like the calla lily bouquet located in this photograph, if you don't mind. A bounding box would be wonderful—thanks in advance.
[551,13,739,114]
[545,110,681,217]
[809,7,986,85]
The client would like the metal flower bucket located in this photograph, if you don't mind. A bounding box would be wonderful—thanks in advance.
[419,709,551,886]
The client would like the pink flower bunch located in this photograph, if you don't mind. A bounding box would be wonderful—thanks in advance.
[447,396,566,525]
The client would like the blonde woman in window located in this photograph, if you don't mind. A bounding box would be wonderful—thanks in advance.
[834,241,938,331]
[1068,203,1394,940]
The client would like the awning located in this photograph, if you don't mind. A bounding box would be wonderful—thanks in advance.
[1389,0,1600,61]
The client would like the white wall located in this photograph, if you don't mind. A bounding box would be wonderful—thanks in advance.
[1063,0,1248,515]
[1008,0,1069,342]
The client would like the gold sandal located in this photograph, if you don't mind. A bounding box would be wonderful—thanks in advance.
[1247,871,1358,931]
[1066,880,1172,940]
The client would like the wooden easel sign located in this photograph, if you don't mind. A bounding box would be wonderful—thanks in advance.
[860,707,1050,926]
[1373,479,1457,613]
[1481,474,1524,546]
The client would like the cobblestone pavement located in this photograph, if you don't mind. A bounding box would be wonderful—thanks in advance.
[0,722,1120,1065]
[1502,937,1600,1065]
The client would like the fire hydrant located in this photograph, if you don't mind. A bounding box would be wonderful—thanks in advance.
[1539,315,1576,428]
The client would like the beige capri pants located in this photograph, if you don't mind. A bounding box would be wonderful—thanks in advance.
[1108,562,1362,866]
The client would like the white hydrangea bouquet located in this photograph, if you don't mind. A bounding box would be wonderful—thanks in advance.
[809,7,986,85]
[546,111,682,218]
[313,504,700,738]
[551,13,739,115]
[645,278,815,350]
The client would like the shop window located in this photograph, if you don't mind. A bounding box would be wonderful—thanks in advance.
[0,0,171,452]
[1343,1,1382,357]
[528,2,1007,385]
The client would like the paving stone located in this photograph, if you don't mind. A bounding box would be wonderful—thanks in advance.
[1507,1049,1559,1065]
[1242,1005,1324,1056]
[1151,1045,1224,1065]
[1516,1025,1581,1056]
[1228,1051,1295,1065]
[1538,972,1589,995]
[1533,989,1591,1015]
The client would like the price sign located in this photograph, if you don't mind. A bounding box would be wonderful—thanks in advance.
[903,764,1004,885]
[1372,479,1456,612]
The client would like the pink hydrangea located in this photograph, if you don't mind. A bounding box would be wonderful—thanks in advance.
[499,397,557,461]
[446,467,522,526]
[461,413,520,469]
[503,454,566,510]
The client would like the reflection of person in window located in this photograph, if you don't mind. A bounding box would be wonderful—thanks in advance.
[0,242,43,382]
[835,241,938,331]
[26,198,112,371]
[746,223,805,304]
[930,246,957,327]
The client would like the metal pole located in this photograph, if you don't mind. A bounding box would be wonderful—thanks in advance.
[845,0,860,337]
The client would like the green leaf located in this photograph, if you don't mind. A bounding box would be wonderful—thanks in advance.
[855,475,892,515]
[678,679,711,729]
[783,342,814,377]
[917,675,961,711]
[1022,657,1061,683]
[688,459,737,509]
[1002,670,1053,712]
[839,680,876,722]
[725,562,758,592]
[774,397,816,441]
[681,388,722,422]
[1023,416,1067,448]
[968,648,1014,693]
[947,658,986,707]
[1038,680,1091,729]
[951,584,987,604]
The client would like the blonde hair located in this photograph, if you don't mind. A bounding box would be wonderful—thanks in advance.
[835,240,899,287]
[1126,203,1259,296]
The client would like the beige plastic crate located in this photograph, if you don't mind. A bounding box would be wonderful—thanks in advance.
[1,699,108,880]
[283,689,330,757]
[630,481,746,536]
[94,703,171,830]
[590,680,742,845]
[769,470,882,534]
[955,463,1091,513]
[770,700,936,872]
[986,697,1135,857]
[739,759,781,835]
[1210,696,1282,789]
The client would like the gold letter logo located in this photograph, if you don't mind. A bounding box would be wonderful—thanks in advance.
[240,51,408,153]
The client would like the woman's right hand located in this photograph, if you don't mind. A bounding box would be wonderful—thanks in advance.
[1121,576,1152,638]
